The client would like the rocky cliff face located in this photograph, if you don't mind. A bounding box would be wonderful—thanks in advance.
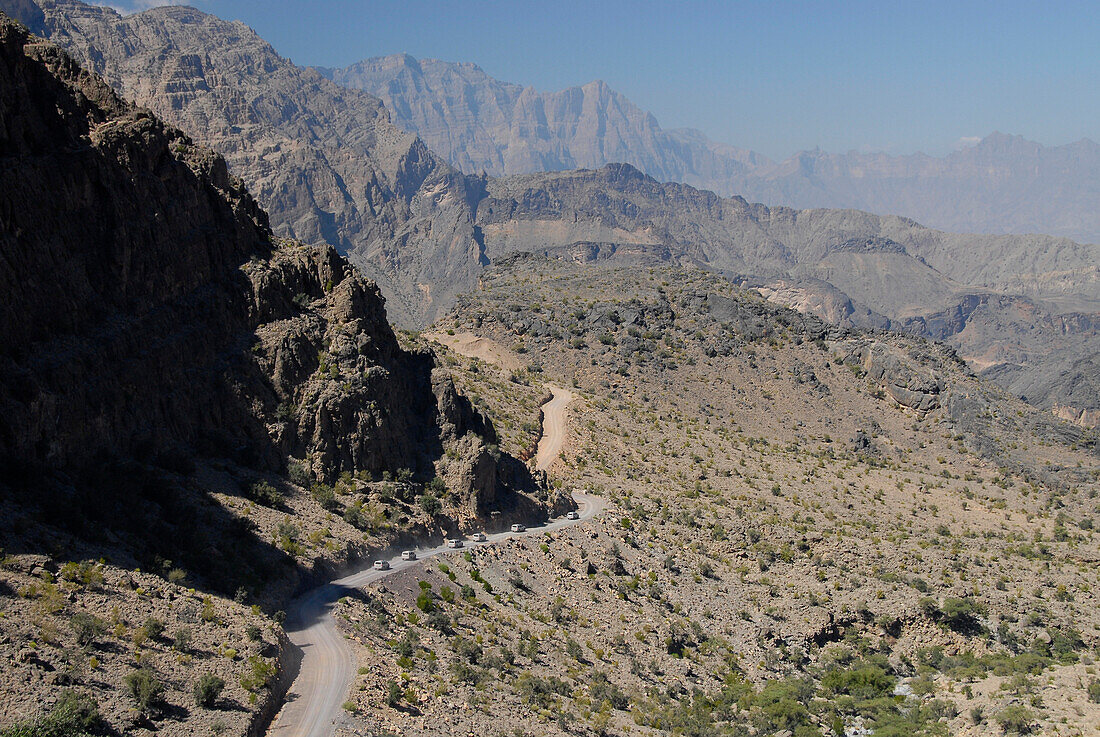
[0,13,535,539]
[0,19,273,475]
[10,0,485,327]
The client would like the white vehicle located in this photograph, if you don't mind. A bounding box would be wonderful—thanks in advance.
[446,538,464,548]
[471,532,488,542]
[566,510,580,520]
[373,560,390,571]
[401,550,417,561]
[510,523,526,533]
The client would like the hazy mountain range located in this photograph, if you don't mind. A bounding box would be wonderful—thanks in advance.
[325,53,1100,245]
[5,0,1097,428]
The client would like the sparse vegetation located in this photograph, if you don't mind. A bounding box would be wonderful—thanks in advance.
[193,673,226,708]
[124,669,164,714]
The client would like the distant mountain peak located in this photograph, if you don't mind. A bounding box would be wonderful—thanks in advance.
[326,52,763,195]
[324,52,1100,244]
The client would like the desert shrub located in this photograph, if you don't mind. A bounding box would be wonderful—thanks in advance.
[425,610,451,634]
[927,698,958,719]
[194,673,225,708]
[940,597,984,633]
[59,561,103,587]
[201,596,217,622]
[276,521,303,555]
[996,705,1035,734]
[752,678,814,734]
[394,633,417,658]
[0,689,105,737]
[385,680,402,706]
[240,656,276,693]
[448,668,479,690]
[287,461,310,486]
[588,671,629,710]
[247,480,283,507]
[141,617,165,641]
[1088,679,1100,703]
[70,613,107,649]
[1045,626,1084,662]
[516,673,570,709]
[343,502,369,529]
[419,494,441,516]
[820,661,895,701]
[310,484,339,511]
[124,669,164,713]
[918,597,941,619]
[454,637,483,664]
[172,627,192,651]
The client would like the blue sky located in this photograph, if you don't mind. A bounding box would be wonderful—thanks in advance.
[105,0,1100,160]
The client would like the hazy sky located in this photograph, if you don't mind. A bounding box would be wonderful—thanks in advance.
[108,0,1100,160]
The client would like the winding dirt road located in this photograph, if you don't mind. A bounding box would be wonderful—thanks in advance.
[535,385,575,471]
[268,369,598,737]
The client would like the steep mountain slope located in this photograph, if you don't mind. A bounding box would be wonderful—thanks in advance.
[8,0,485,327]
[335,253,1100,737]
[329,54,1100,244]
[13,0,1097,427]
[321,53,767,189]
[0,15,549,733]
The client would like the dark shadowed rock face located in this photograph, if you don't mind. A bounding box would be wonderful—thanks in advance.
[0,20,274,472]
[0,15,531,514]
[16,0,485,327]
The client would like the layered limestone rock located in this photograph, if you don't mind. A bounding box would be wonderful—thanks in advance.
[842,342,945,412]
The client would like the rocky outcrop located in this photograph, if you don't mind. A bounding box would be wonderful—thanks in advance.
[244,244,492,490]
[842,342,944,411]
[0,14,537,526]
